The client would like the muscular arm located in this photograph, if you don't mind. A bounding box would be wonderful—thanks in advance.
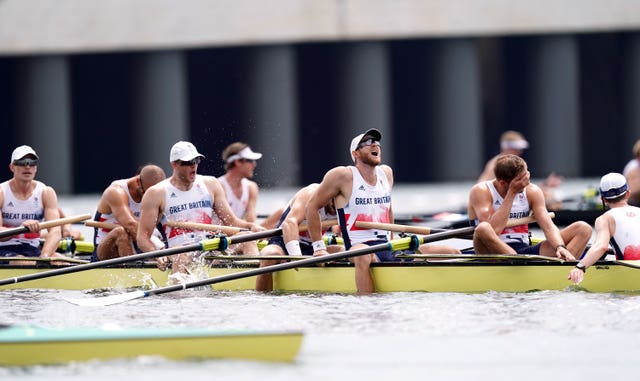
[136,185,165,252]
[569,214,609,283]
[40,186,61,257]
[306,167,351,244]
[528,184,564,249]
[282,186,314,243]
[207,177,261,231]
[103,186,139,239]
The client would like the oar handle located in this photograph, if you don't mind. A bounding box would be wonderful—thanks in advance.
[354,221,436,235]
[354,212,554,235]
[165,220,247,235]
[85,220,119,229]
[0,214,92,240]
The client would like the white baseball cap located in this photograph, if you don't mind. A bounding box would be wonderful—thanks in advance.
[599,172,628,199]
[224,146,262,163]
[169,141,205,162]
[11,145,38,163]
[350,128,382,162]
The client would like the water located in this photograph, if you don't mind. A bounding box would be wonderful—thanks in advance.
[4,179,635,380]
[1,289,639,380]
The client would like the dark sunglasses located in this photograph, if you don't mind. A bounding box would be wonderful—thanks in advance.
[13,158,38,167]
[239,158,256,164]
[178,157,202,166]
[357,138,380,149]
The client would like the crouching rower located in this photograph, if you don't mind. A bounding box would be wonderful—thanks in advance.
[256,183,342,292]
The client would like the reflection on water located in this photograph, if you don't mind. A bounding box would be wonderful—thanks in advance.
[1,289,639,380]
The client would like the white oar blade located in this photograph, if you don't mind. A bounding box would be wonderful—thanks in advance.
[64,290,146,306]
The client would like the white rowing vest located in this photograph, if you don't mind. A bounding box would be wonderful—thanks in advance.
[160,175,214,247]
[210,176,250,225]
[486,181,530,244]
[338,166,392,249]
[218,176,249,218]
[607,206,640,259]
[0,180,45,248]
[94,180,140,245]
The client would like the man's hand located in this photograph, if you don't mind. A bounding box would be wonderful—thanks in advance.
[568,267,585,283]
[508,170,530,194]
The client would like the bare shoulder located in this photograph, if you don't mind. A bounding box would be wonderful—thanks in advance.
[323,166,352,182]
[41,185,59,203]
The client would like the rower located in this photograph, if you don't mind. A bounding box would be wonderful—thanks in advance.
[0,145,66,264]
[136,141,264,275]
[256,183,343,292]
[91,164,166,261]
[305,129,459,294]
[477,130,564,211]
[569,173,640,283]
[469,154,591,259]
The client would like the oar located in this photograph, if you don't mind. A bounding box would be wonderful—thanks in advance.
[354,213,553,236]
[0,228,283,287]
[164,219,338,234]
[0,214,92,240]
[65,226,475,306]
[84,220,118,229]
[165,221,248,236]
[0,256,89,264]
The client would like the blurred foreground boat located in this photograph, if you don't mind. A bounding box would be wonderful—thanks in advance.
[0,325,303,365]
[1,257,639,293]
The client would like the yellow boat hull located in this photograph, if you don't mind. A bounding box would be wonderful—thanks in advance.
[1,260,639,293]
[0,325,303,365]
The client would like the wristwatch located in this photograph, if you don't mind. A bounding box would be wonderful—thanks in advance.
[575,263,587,273]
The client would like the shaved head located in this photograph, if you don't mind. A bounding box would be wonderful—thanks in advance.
[139,164,166,189]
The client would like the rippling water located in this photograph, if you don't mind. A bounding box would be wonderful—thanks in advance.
[1,289,639,380]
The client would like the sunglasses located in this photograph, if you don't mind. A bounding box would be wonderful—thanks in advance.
[239,158,256,164]
[178,157,202,166]
[13,158,38,167]
[357,138,380,149]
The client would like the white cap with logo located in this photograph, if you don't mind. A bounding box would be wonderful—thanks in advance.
[170,141,205,162]
[11,145,39,163]
[349,128,382,162]
[599,172,628,199]
[225,146,262,163]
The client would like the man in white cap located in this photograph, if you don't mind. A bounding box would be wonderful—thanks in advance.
[0,145,63,262]
[305,129,459,294]
[214,142,262,225]
[136,141,264,274]
[568,172,640,283]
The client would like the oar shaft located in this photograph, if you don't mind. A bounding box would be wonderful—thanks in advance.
[165,221,247,235]
[85,221,119,229]
[0,227,283,286]
[0,214,92,240]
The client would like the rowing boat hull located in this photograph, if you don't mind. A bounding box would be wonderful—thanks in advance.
[0,266,169,290]
[1,260,639,293]
[206,261,640,293]
[0,325,303,365]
